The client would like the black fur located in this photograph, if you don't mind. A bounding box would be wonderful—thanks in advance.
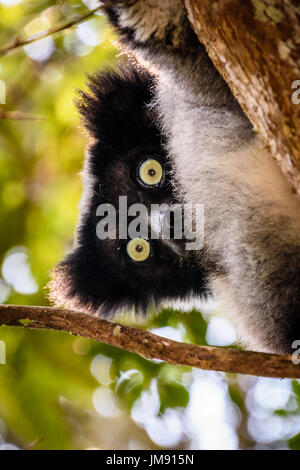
[49,65,210,316]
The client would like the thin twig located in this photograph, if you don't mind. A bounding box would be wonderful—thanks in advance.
[0,109,45,120]
[0,304,300,378]
[0,7,103,57]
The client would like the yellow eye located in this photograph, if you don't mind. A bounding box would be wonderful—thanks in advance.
[138,159,163,186]
[126,238,150,262]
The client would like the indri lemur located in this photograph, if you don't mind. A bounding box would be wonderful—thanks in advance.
[50,1,300,354]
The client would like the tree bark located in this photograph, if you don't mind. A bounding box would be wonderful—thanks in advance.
[1,304,300,379]
[185,0,300,195]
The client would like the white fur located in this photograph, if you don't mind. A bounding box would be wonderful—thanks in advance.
[155,74,300,352]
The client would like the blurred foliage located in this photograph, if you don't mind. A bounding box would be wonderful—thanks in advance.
[0,0,300,451]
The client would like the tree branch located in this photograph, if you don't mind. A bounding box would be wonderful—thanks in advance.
[185,0,300,195]
[0,304,299,378]
[0,7,103,57]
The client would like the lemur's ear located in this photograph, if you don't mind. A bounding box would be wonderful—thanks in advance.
[48,245,139,317]
[76,65,153,141]
[48,246,113,314]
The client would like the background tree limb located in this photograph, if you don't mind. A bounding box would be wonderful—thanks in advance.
[0,7,103,57]
[185,0,300,195]
[0,304,300,379]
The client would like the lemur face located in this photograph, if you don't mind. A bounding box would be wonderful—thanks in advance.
[49,66,209,317]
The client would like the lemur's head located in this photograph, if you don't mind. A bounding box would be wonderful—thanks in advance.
[49,65,210,317]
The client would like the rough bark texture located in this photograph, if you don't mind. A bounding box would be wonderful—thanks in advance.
[1,304,300,378]
[185,0,300,194]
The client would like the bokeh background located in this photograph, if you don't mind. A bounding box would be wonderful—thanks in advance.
[0,0,300,451]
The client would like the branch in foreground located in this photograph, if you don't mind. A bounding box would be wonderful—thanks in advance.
[0,305,300,379]
[0,7,103,57]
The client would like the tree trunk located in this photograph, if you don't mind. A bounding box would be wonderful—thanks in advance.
[185,0,300,194]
